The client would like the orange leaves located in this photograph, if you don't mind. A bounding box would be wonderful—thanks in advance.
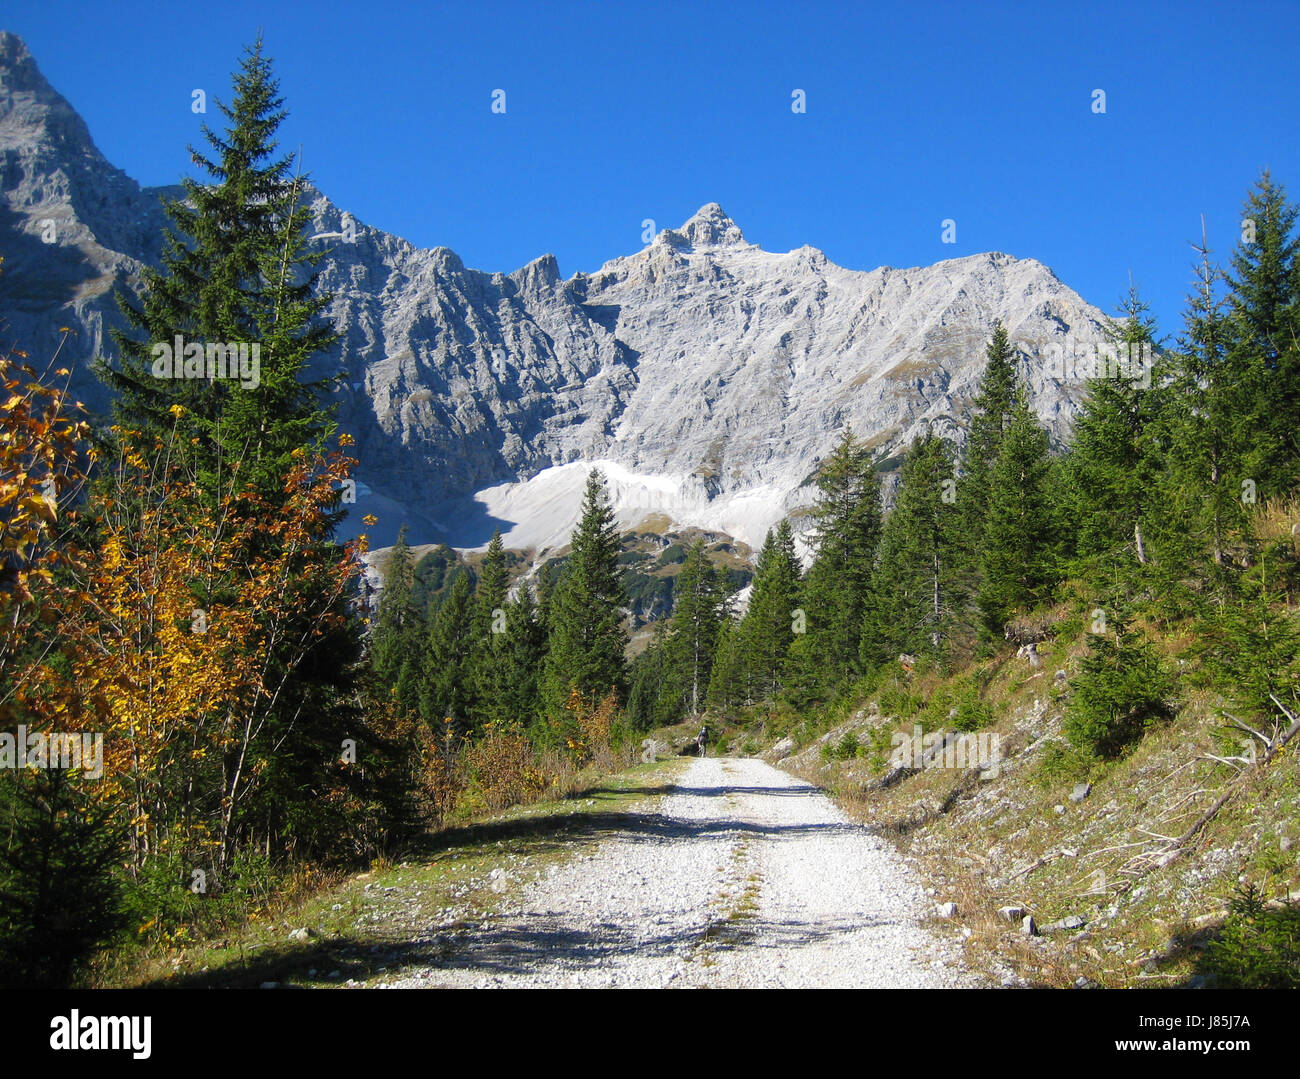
[0,356,90,726]
[0,343,367,869]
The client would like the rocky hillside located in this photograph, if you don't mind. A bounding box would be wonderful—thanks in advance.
[1,30,1115,556]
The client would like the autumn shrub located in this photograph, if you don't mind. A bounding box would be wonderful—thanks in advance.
[463,723,546,812]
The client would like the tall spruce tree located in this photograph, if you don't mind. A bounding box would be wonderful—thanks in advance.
[861,433,965,664]
[482,582,547,730]
[978,392,1056,632]
[540,470,629,726]
[659,539,729,717]
[371,525,418,689]
[627,622,672,729]
[96,39,369,871]
[468,531,510,726]
[1223,170,1300,494]
[794,430,882,694]
[419,572,476,735]
[104,35,339,498]
[1065,286,1166,567]
[706,614,751,711]
[960,321,1020,533]
[741,520,802,700]
[1162,223,1246,576]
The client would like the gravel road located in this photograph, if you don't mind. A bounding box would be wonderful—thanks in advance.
[391,756,972,988]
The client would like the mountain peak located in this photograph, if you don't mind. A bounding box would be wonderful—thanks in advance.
[0,29,100,157]
[1,30,61,105]
[672,202,747,248]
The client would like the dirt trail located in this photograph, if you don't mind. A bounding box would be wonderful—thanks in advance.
[391,756,972,988]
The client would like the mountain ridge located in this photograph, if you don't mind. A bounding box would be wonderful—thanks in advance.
[0,30,1114,556]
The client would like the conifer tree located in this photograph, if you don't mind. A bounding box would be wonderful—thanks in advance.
[1065,611,1174,758]
[419,572,476,735]
[978,392,1056,631]
[97,39,368,870]
[539,470,628,726]
[468,531,510,723]
[1065,287,1166,567]
[627,622,672,729]
[483,582,547,730]
[861,433,964,663]
[104,35,339,498]
[960,321,1020,535]
[742,521,802,700]
[1223,170,1300,494]
[794,431,882,694]
[659,539,729,717]
[1162,223,1245,575]
[706,615,750,711]
[371,525,418,688]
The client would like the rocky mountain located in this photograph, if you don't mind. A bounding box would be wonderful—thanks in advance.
[0,30,1114,559]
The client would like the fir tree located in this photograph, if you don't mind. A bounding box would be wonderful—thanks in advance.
[103,35,339,499]
[978,392,1056,632]
[1065,611,1174,758]
[861,433,964,664]
[659,539,729,718]
[742,521,802,700]
[1065,286,1166,567]
[960,321,1020,536]
[707,613,751,711]
[1162,221,1246,576]
[370,525,418,688]
[419,572,476,736]
[627,622,672,729]
[468,531,510,725]
[1223,170,1300,494]
[539,470,629,726]
[481,581,547,730]
[795,430,882,694]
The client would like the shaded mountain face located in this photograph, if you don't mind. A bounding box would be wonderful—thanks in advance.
[0,31,1112,556]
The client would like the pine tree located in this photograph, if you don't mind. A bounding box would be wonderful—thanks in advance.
[960,321,1020,534]
[103,35,339,498]
[419,572,476,736]
[627,622,671,729]
[1223,170,1300,494]
[1162,221,1247,576]
[0,769,128,989]
[706,613,751,711]
[861,433,965,663]
[796,430,882,694]
[468,532,510,726]
[1065,611,1174,758]
[371,525,418,688]
[659,539,729,718]
[741,521,802,700]
[978,392,1056,632]
[1065,286,1166,567]
[482,581,547,730]
[1203,542,1300,732]
[540,470,629,726]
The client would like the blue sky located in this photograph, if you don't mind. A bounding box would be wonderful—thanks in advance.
[9,0,1299,337]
